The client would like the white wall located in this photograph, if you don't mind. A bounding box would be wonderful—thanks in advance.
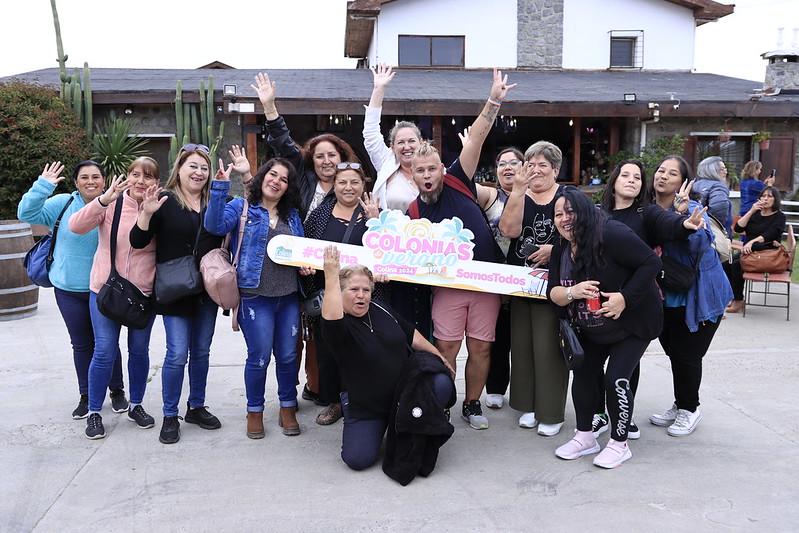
[562,0,696,70]
[369,0,518,68]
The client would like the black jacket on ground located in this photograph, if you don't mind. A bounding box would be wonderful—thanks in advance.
[382,351,456,486]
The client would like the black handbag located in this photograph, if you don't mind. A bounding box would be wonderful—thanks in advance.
[558,318,584,370]
[657,249,704,294]
[23,196,75,287]
[96,198,153,329]
[154,213,204,305]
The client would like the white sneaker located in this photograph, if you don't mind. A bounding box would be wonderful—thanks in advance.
[537,422,564,436]
[650,403,679,427]
[667,408,702,436]
[518,412,538,428]
[593,439,632,469]
[485,394,504,409]
[555,431,600,460]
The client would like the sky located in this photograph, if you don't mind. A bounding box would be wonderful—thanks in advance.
[0,0,797,82]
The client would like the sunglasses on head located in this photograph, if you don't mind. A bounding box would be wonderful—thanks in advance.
[181,143,210,154]
[337,162,362,170]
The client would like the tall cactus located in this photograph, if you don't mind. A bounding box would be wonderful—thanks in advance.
[83,62,93,137]
[169,76,224,173]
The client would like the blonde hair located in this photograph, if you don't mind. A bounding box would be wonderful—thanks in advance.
[339,264,374,290]
[741,160,762,180]
[413,140,439,161]
[164,148,212,210]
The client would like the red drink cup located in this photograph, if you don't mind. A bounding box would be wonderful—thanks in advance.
[586,297,600,312]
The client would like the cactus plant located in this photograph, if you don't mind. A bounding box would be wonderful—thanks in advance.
[169,76,224,173]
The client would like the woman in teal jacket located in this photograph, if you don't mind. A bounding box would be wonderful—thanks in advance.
[17,161,126,419]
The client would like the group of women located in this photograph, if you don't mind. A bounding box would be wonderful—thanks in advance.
[19,65,785,474]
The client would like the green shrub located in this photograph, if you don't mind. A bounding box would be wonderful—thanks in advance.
[93,112,149,177]
[0,79,92,217]
[610,135,687,177]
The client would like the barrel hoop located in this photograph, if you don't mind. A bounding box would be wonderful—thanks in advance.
[0,285,38,295]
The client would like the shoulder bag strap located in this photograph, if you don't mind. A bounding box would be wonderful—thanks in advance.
[47,195,76,266]
[232,200,249,268]
[108,196,125,275]
[341,205,363,244]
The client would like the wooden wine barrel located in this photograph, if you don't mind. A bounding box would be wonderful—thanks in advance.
[0,220,39,321]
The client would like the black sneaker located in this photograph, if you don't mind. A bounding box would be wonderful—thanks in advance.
[592,413,609,438]
[184,403,221,430]
[110,389,129,413]
[303,385,329,406]
[461,400,489,430]
[72,395,89,419]
[628,419,641,440]
[85,413,106,439]
[127,405,155,429]
[159,416,181,444]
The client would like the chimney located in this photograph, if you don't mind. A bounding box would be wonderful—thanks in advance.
[762,27,799,93]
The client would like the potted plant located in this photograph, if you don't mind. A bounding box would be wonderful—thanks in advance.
[753,131,771,150]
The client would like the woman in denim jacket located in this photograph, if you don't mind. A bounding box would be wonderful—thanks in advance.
[647,156,733,437]
[204,157,305,439]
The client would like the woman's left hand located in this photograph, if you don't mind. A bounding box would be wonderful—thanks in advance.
[599,291,626,320]
[359,192,380,219]
[141,184,167,215]
[741,240,756,255]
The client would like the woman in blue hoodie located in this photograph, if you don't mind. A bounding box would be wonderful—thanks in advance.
[17,161,127,419]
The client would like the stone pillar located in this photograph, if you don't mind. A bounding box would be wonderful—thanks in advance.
[517,0,564,69]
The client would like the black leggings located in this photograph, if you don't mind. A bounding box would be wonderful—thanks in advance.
[659,306,721,412]
[485,301,511,395]
[572,334,649,442]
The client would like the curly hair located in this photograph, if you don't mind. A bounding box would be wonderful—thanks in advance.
[301,134,359,176]
[247,158,302,221]
[600,159,647,212]
[559,185,606,282]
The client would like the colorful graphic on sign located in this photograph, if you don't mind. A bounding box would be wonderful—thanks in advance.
[267,210,547,299]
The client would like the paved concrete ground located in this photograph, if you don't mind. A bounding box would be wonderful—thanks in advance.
[1,287,798,532]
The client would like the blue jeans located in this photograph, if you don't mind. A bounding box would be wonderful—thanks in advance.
[54,288,124,395]
[238,294,300,411]
[161,300,219,417]
[87,291,155,412]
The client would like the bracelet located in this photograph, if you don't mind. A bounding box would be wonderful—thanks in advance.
[488,97,502,106]
[97,197,107,207]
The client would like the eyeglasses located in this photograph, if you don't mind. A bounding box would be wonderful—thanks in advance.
[181,143,210,154]
[497,159,521,169]
[337,162,362,170]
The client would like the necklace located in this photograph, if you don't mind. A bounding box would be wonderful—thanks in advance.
[362,311,373,332]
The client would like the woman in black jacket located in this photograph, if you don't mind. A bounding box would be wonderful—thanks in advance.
[548,186,662,469]
[130,145,223,444]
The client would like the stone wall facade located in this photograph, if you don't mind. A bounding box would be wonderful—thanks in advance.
[517,0,564,69]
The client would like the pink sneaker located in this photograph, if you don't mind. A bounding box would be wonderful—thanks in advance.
[593,439,632,469]
[555,431,600,460]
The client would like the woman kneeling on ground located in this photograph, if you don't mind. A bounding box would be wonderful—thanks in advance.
[319,246,455,472]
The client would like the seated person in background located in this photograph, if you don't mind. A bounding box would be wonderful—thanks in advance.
[726,186,786,313]
[319,246,455,473]
[739,161,775,216]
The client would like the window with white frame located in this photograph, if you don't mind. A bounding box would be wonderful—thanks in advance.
[609,30,643,69]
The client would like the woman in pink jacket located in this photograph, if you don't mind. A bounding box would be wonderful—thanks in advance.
[69,157,160,440]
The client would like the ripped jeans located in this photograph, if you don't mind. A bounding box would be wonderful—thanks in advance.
[238,293,300,411]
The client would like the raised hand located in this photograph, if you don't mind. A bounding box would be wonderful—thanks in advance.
[41,161,65,184]
[98,174,131,205]
[674,179,693,213]
[141,184,167,215]
[228,145,251,176]
[215,158,233,182]
[323,245,341,275]
[457,127,471,147]
[371,63,395,90]
[489,68,517,103]
[251,72,277,108]
[359,192,379,220]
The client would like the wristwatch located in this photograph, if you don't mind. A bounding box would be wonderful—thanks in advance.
[566,287,573,301]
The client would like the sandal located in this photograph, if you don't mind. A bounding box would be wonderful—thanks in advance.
[315,402,343,425]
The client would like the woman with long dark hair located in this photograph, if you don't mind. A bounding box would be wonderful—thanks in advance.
[548,186,662,468]
[648,156,733,436]
[204,157,306,438]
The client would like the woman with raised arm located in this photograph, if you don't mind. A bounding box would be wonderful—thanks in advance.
[648,156,733,436]
[549,186,662,469]
[204,156,306,439]
[130,144,224,444]
[18,161,127,419]
[319,245,455,473]
[69,157,161,440]
[302,162,385,426]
